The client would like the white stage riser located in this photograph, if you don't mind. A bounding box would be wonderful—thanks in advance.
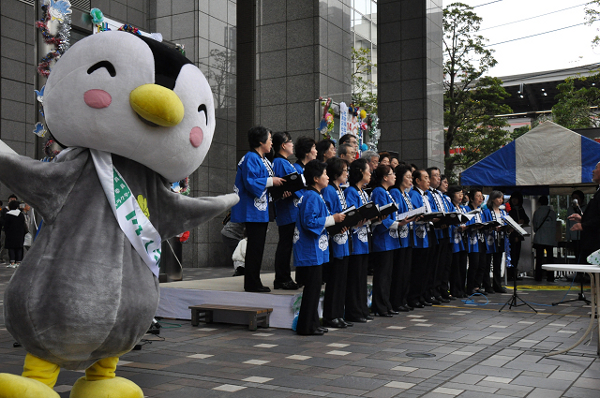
[156,287,297,329]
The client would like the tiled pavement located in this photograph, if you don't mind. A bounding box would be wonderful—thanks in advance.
[1,266,599,397]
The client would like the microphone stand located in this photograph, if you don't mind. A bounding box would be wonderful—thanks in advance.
[500,268,537,313]
[552,200,591,306]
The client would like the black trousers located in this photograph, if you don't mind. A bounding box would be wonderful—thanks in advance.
[535,245,555,281]
[486,251,505,291]
[450,250,468,297]
[345,254,369,320]
[371,250,394,315]
[467,240,487,292]
[274,222,295,284]
[391,247,412,309]
[296,264,323,335]
[222,235,240,270]
[408,247,429,304]
[424,234,439,299]
[434,239,452,296]
[323,255,349,320]
[244,222,268,291]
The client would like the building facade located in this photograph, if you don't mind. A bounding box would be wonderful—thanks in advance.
[0,0,442,268]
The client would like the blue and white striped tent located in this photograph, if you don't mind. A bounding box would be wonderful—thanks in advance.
[460,122,600,187]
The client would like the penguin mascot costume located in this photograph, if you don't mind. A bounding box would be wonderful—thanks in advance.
[0,30,238,398]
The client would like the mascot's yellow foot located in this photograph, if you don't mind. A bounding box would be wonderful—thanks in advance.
[70,376,144,398]
[0,373,60,398]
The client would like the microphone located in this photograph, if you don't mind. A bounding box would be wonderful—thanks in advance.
[573,199,583,216]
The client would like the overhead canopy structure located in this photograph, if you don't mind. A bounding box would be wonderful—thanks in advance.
[460,122,600,190]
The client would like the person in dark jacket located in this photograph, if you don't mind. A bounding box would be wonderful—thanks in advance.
[507,192,529,281]
[568,162,600,263]
[4,200,26,268]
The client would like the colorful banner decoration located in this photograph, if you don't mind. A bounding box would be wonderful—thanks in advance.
[36,0,72,77]
[339,102,348,137]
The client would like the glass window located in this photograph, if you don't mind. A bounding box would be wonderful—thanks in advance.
[354,0,370,16]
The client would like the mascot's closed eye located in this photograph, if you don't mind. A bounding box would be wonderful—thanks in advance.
[87,61,116,77]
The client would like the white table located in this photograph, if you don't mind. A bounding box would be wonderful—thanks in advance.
[542,264,600,356]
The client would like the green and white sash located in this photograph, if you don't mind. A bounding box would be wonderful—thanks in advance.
[90,150,161,277]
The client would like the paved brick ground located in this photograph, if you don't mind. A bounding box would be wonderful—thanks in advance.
[1,266,599,397]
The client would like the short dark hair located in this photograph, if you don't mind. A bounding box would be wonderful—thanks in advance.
[468,187,483,200]
[379,151,391,162]
[8,194,18,201]
[412,169,426,184]
[447,185,463,202]
[272,131,292,154]
[538,195,549,206]
[393,165,413,189]
[440,174,447,182]
[372,164,392,188]
[316,139,335,161]
[571,190,584,202]
[349,158,368,187]
[339,134,356,145]
[248,126,271,149]
[295,136,316,161]
[426,167,440,177]
[326,157,348,182]
[304,159,327,186]
[337,143,353,157]
[8,201,19,211]
[510,191,524,206]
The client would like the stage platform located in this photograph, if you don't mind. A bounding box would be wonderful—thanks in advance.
[156,272,301,329]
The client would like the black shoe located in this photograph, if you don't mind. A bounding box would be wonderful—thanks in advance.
[436,296,450,303]
[471,289,486,296]
[408,301,424,308]
[388,310,400,315]
[323,318,346,328]
[233,267,245,276]
[405,304,415,311]
[339,319,353,327]
[345,317,367,323]
[246,286,271,293]
[393,306,410,312]
[298,329,324,336]
[421,300,433,306]
[274,280,299,290]
[374,312,393,317]
[429,297,441,305]
[366,315,374,320]
[484,289,495,294]
[494,287,507,293]
[317,326,328,333]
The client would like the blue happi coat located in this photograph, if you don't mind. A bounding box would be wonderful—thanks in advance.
[322,184,350,259]
[370,187,401,252]
[272,155,300,226]
[465,206,491,253]
[430,188,452,241]
[231,151,272,223]
[389,187,413,248]
[293,188,331,267]
[484,208,508,254]
[344,185,370,255]
[447,201,467,253]
[409,188,431,248]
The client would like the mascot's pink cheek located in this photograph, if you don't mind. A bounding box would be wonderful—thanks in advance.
[84,89,112,109]
[190,127,203,148]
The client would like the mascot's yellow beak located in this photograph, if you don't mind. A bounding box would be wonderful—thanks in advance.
[130,84,184,127]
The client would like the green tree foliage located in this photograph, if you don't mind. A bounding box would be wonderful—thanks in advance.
[551,77,600,129]
[443,3,513,183]
[586,0,600,47]
[351,47,377,114]
[510,125,530,141]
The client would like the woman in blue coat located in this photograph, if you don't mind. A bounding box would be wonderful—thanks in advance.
[389,164,418,312]
[447,186,468,298]
[370,164,405,317]
[231,126,285,293]
[294,160,345,336]
[321,158,351,328]
[272,132,300,290]
[343,158,373,323]
[483,190,509,293]
[465,188,490,295]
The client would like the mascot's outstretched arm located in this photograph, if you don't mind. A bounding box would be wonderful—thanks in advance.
[0,148,87,224]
